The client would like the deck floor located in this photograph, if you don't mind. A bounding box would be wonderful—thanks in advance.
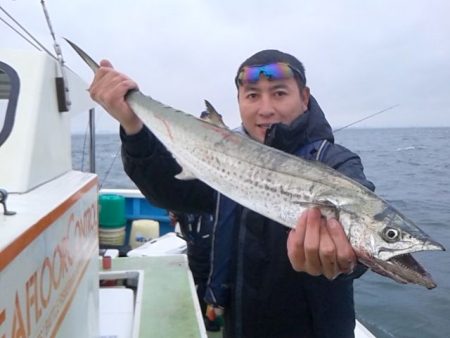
[102,255,206,338]
[207,329,222,338]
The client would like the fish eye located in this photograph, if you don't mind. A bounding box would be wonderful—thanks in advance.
[382,227,400,242]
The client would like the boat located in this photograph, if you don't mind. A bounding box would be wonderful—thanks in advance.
[0,46,376,338]
[0,48,206,338]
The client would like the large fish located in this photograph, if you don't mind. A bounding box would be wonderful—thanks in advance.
[66,39,445,289]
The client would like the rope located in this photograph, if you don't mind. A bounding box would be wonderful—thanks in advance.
[40,0,62,60]
[79,122,90,172]
[0,16,42,51]
[99,146,121,190]
[0,5,55,58]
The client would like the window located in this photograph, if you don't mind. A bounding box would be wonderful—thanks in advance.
[0,70,9,130]
[0,61,20,147]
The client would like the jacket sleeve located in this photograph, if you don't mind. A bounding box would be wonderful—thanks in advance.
[322,143,375,192]
[119,125,216,214]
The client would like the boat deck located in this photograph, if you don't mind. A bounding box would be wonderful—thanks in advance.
[101,255,207,338]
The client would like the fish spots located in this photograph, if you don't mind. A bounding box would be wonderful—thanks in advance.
[263,184,277,193]
[219,167,232,178]
[279,185,294,200]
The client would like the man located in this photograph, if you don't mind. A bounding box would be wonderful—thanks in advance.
[89,49,375,338]
[168,210,220,332]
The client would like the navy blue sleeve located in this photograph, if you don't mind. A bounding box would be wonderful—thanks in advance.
[322,143,375,192]
[119,125,216,214]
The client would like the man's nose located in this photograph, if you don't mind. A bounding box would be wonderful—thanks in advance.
[258,94,275,117]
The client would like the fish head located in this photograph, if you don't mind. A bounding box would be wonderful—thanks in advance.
[350,207,445,289]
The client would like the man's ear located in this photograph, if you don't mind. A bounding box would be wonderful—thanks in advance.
[301,86,310,106]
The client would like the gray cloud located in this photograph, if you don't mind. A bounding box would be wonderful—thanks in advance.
[1,0,449,133]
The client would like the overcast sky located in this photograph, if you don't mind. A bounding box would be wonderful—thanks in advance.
[1,0,450,133]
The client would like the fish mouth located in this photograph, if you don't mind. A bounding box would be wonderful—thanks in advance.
[362,253,437,289]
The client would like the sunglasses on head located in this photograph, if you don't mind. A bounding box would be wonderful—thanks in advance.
[236,62,304,86]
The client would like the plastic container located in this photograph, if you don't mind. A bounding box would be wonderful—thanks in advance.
[99,194,126,228]
[124,197,171,235]
[129,220,160,249]
[99,226,126,246]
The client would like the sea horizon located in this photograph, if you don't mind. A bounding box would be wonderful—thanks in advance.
[70,125,450,136]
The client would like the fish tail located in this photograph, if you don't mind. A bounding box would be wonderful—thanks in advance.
[64,38,100,72]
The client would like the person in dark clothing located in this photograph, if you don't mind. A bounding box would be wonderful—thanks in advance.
[89,50,375,338]
[168,211,220,332]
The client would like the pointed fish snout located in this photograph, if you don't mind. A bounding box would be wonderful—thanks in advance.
[425,239,446,252]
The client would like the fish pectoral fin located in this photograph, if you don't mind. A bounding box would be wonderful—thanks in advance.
[171,155,197,180]
[201,99,228,128]
[175,169,197,180]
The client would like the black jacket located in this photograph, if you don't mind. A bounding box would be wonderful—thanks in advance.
[120,95,375,338]
[173,212,214,281]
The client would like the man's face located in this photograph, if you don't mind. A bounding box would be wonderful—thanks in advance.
[238,76,310,143]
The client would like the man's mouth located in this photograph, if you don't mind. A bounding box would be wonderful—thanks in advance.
[256,123,273,130]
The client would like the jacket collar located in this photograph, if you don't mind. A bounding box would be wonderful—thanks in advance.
[261,95,335,153]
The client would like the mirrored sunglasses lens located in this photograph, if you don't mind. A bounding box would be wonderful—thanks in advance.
[245,67,261,82]
[239,63,293,83]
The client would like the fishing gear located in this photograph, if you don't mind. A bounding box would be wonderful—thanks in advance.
[0,3,70,111]
[333,104,399,133]
[0,5,54,56]
[40,0,71,112]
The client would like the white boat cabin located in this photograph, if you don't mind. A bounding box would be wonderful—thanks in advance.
[0,49,207,338]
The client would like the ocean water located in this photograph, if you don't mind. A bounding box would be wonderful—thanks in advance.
[72,127,450,338]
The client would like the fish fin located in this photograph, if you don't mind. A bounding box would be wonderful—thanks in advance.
[201,99,228,128]
[64,38,100,72]
[171,155,197,180]
[175,169,197,180]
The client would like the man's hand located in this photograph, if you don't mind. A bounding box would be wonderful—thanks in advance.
[168,211,178,226]
[205,305,224,328]
[89,60,143,135]
[287,208,356,280]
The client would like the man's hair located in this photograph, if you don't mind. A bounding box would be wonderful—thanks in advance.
[234,49,307,89]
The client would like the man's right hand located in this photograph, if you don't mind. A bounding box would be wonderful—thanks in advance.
[89,60,143,135]
[286,208,356,280]
[205,305,224,328]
